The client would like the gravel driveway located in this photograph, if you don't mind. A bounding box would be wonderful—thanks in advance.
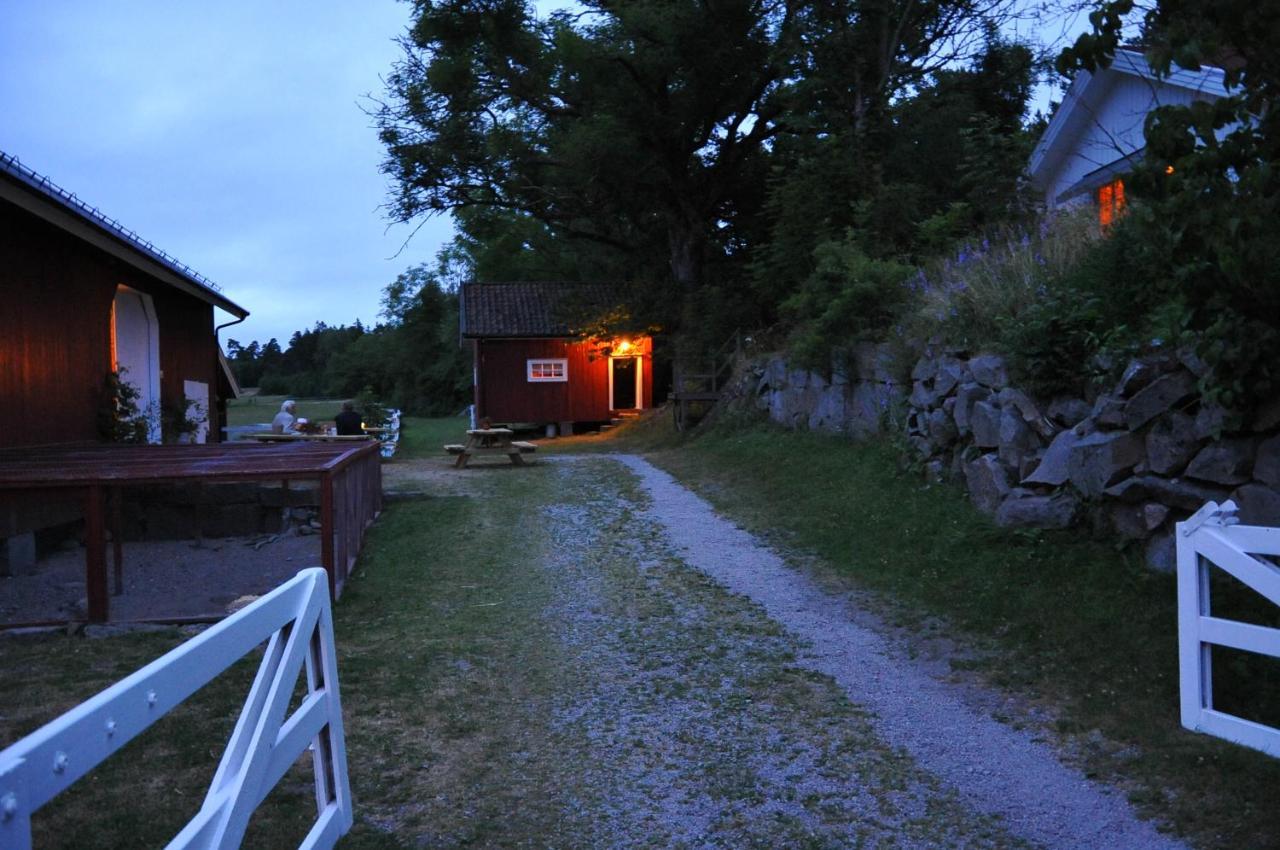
[373,452,1186,848]
[609,454,1187,850]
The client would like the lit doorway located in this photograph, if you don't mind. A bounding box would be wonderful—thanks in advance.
[610,356,641,410]
[111,285,161,442]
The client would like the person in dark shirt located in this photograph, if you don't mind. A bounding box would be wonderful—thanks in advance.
[333,401,363,436]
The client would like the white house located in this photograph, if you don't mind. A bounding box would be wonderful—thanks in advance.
[1028,49,1230,225]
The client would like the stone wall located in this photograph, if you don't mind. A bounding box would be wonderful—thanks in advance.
[745,347,1280,572]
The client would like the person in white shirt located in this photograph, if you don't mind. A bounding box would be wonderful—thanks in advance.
[270,399,298,434]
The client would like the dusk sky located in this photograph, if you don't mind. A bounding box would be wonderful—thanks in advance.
[1,0,451,348]
[2,2,1083,351]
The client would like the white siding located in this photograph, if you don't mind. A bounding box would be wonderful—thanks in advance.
[1033,54,1226,209]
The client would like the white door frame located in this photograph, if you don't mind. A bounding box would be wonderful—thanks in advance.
[608,355,643,410]
[112,285,162,443]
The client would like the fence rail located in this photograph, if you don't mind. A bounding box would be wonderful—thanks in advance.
[1177,500,1280,758]
[0,568,353,849]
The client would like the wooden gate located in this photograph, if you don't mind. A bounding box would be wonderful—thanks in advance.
[0,568,353,848]
[1177,500,1280,758]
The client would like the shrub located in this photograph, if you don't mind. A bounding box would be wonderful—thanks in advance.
[903,208,1100,352]
[781,236,913,372]
[97,370,151,443]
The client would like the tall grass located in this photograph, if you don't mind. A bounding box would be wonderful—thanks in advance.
[902,209,1101,351]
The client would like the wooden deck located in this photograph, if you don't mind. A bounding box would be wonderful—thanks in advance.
[0,441,382,623]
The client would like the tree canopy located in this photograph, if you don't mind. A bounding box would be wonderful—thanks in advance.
[377,0,1020,313]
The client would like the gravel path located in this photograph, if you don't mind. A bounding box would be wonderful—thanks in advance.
[612,453,1187,850]
[530,459,1021,848]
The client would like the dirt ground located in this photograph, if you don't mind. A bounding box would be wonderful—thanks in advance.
[0,531,320,624]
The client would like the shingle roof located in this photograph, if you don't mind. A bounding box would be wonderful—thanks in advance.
[461,282,624,338]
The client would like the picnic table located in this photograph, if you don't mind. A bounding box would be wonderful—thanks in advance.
[445,428,537,468]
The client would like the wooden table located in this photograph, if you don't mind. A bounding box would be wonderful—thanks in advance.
[246,433,373,443]
[445,428,536,468]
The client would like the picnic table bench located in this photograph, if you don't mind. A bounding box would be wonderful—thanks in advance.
[445,428,536,468]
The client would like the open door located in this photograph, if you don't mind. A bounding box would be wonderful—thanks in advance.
[610,356,641,410]
[111,285,161,443]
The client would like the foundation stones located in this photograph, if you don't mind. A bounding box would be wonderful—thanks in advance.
[968,354,1009,390]
[1066,431,1145,499]
[1184,437,1257,486]
[1145,412,1199,476]
[1123,370,1197,430]
[996,492,1079,529]
[965,454,1011,515]
[970,400,1002,449]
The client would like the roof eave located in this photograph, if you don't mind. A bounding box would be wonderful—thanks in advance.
[1029,49,1231,188]
[0,160,250,319]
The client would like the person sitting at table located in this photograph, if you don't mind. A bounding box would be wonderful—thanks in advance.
[270,399,298,434]
[334,401,363,436]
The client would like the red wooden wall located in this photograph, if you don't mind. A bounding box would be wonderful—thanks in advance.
[0,201,221,448]
[474,337,653,424]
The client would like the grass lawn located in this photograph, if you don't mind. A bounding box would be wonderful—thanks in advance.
[642,415,1280,850]
[225,395,351,428]
[4,411,1278,848]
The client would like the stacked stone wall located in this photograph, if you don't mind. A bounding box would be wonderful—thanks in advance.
[742,346,1280,571]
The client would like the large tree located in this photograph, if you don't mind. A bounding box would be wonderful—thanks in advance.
[376,0,1012,298]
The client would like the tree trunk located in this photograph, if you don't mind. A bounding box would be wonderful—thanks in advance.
[667,222,704,287]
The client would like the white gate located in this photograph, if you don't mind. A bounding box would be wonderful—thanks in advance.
[0,568,353,849]
[1177,500,1280,757]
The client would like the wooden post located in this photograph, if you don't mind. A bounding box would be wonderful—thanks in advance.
[85,485,108,623]
[334,469,348,592]
[320,472,335,600]
[110,488,124,596]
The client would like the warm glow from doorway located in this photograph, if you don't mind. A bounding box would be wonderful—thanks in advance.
[614,339,633,355]
[109,299,118,370]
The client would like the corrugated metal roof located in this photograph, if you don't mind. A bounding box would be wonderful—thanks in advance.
[0,150,249,318]
[461,281,625,338]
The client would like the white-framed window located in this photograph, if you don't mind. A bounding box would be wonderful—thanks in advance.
[527,358,568,382]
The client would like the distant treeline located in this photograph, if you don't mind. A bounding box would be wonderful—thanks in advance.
[226,269,470,416]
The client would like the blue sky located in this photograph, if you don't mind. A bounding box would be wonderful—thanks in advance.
[2,1,1086,349]
[1,0,452,347]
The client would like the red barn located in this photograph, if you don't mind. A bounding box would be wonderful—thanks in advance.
[461,282,652,434]
[0,151,248,449]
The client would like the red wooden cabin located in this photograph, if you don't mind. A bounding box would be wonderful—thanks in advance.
[0,151,248,450]
[461,282,653,434]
